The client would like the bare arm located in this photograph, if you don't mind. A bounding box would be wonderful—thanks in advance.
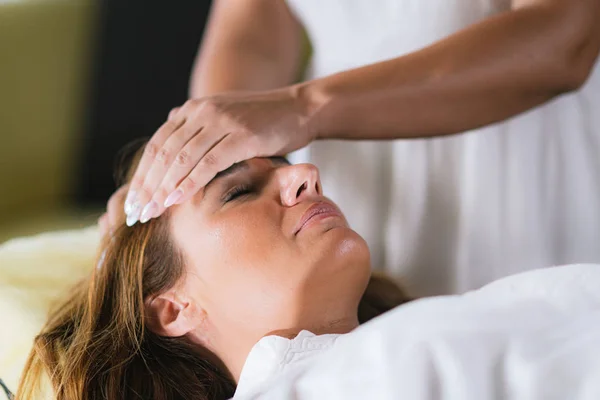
[300,0,600,140]
[189,0,303,97]
[122,0,600,223]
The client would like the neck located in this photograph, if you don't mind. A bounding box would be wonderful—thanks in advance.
[264,314,359,339]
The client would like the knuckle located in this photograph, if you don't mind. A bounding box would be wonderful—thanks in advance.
[130,176,145,190]
[145,141,160,158]
[201,152,220,168]
[181,176,198,192]
[168,107,180,119]
[184,99,200,112]
[155,147,171,165]
[201,98,219,114]
[175,149,190,166]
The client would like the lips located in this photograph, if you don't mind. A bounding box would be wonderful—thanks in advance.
[294,201,344,235]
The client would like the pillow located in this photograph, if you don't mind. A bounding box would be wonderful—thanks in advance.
[0,226,100,393]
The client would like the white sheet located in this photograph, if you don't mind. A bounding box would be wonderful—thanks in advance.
[234,264,600,400]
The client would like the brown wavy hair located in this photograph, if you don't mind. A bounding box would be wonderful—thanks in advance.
[16,141,413,400]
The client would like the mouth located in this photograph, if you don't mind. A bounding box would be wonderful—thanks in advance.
[294,201,344,235]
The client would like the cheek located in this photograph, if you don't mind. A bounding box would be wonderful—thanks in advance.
[207,209,288,266]
[194,207,297,308]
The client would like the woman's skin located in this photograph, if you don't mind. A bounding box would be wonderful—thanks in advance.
[145,157,371,382]
[99,0,600,229]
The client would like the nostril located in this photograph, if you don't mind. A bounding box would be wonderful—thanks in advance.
[315,181,320,194]
[296,182,307,198]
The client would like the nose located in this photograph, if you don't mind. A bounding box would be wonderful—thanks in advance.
[277,163,322,206]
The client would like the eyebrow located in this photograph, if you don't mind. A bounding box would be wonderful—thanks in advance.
[203,156,290,194]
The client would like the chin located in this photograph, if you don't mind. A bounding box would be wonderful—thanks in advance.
[324,226,371,270]
[318,227,371,305]
[300,219,371,275]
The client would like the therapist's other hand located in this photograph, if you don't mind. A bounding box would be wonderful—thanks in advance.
[123,88,314,226]
[99,183,129,236]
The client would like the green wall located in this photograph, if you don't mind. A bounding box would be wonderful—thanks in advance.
[0,0,97,238]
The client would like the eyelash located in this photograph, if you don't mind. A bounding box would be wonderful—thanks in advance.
[223,184,254,203]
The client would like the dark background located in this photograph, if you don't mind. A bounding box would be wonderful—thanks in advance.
[76,0,213,205]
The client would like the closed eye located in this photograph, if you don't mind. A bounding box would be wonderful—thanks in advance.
[223,184,254,203]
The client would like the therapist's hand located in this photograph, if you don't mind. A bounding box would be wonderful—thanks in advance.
[123,87,314,226]
[98,183,129,236]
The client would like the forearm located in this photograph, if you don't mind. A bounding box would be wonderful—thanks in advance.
[190,46,290,97]
[299,2,600,140]
[189,0,303,98]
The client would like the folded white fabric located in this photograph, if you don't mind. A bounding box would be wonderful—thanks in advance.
[235,330,341,398]
[234,264,600,400]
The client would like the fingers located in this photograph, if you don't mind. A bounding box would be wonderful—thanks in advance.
[142,129,228,220]
[130,121,207,225]
[168,107,180,120]
[163,133,245,207]
[126,119,231,225]
[124,117,186,218]
[98,184,130,236]
[124,100,210,226]
[123,93,274,226]
[98,213,109,236]
[107,184,129,228]
[124,116,185,222]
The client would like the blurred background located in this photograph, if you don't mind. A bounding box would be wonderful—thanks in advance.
[0,0,212,243]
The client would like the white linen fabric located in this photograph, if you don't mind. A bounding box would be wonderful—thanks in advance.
[284,0,600,295]
[235,330,341,398]
[233,264,600,400]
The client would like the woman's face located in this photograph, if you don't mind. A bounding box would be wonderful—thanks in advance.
[169,157,370,343]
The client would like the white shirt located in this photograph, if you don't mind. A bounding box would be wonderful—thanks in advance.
[234,330,342,398]
[285,0,600,295]
[233,265,600,400]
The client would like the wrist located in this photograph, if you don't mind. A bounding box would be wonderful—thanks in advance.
[289,79,333,141]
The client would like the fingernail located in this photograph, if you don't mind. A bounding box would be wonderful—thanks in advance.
[140,201,158,223]
[127,200,141,216]
[126,205,141,226]
[164,188,183,208]
[124,190,137,214]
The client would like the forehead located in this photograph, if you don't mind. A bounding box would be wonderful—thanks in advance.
[210,156,289,183]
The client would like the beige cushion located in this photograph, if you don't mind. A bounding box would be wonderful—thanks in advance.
[0,226,99,392]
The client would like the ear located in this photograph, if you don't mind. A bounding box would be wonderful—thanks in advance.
[144,290,205,337]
